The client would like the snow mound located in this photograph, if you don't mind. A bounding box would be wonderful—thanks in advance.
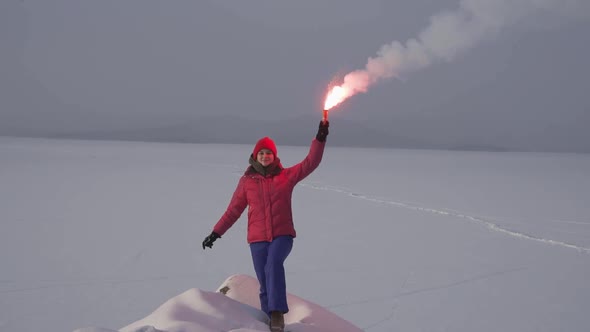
[74,274,362,332]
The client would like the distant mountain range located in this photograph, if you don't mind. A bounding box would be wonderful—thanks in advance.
[1,113,512,152]
[36,114,424,148]
[0,65,512,152]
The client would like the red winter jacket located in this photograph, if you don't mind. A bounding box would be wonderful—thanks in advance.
[213,139,325,243]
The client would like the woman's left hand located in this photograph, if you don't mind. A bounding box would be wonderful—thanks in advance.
[316,121,329,142]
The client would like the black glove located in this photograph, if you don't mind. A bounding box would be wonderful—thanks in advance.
[202,232,221,250]
[316,121,329,142]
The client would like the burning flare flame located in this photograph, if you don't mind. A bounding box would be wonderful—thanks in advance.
[323,71,368,111]
[324,86,351,110]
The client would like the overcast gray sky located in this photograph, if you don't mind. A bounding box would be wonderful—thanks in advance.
[2,0,590,152]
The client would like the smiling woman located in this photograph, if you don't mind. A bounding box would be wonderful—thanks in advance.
[202,121,330,331]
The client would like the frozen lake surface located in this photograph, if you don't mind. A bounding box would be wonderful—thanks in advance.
[1,137,589,332]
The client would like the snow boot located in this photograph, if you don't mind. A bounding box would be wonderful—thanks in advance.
[269,311,285,332]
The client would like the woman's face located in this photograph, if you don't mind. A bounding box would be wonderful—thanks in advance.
[256,149,275,167]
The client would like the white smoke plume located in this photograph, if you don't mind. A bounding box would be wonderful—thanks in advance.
[330,0,589,106]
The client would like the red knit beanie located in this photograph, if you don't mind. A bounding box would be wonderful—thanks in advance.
[252,137,277,158]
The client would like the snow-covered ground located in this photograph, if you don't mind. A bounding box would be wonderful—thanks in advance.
[1,137,589,332]
[74,274,363,332]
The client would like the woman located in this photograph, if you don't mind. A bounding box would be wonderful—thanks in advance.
[202,120,330,332]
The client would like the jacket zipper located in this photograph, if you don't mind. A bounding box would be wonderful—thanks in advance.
[264,177,273,241]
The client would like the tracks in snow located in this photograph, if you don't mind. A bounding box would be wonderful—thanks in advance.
[299,183,590,254]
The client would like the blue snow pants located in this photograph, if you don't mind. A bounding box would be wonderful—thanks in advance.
[249,235,293,316]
